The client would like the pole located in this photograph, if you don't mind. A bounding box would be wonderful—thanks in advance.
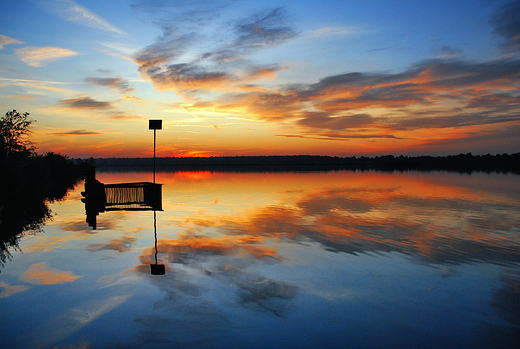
[153,128,156,184]
[149,119,161,184]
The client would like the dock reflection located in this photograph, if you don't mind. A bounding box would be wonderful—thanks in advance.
[81,167,165,274]
[81,167,162,229]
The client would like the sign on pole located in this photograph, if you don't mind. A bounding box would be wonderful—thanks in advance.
[149,120,162,130]
[149,120,162,183]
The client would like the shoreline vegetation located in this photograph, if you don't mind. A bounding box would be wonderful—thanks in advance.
[0,152,86,269]
[0,110,85,268]
[86,153,520,174]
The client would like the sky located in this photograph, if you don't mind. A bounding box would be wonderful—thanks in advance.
[1,0,519,158]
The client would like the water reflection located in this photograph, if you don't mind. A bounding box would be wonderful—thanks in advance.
[0,170,80,269]
[2,170,519,348]
[171,172,520,266]
[0,191,51,268]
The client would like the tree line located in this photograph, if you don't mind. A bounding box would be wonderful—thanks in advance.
[89,153,520,174]
[0,110,84,269]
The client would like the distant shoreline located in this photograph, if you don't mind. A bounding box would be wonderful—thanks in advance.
[81,153,520,174]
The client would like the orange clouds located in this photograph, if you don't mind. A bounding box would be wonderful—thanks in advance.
[32,55,520,157]
[178,58,520,154]
[20,262,80,285]
[14,46,79,67]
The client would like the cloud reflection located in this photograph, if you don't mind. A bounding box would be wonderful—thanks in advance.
[179,175,520,266]
[20,262,80,285]
[124,244,299,348]
[482,268,520,347]
[0,282,30,298]
[27,294,130,348]
[136,233,282,266]
[128,228,299,335]
[88,236,136,253]
[225,266,299,317]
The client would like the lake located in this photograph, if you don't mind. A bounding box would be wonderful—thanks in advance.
[1,169,519,348]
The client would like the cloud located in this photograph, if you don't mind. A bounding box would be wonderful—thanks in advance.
[296,113,378,130]
[490,0,520,52]
[37,0,125,34]
[438,45,463,58]
[19,262,80,285]
[51,130,101,135]
[105,111,141,120]
[0,34,23,49]
[84,77,135,93]
[133,5,296,94]
[233,8,297,50]
[59,96,113,109]
[129,0,232,23]
[129,1,520,150]
[139,62,233,92]
[391,110,520,131]
[276,132,402,141]
[307,26,364,38]
[122,95,143,101]
[185,56,520,146]
[96,41,139,55]
[14,46,80,67]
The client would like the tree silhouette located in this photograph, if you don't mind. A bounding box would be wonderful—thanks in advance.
[0,109,35,159]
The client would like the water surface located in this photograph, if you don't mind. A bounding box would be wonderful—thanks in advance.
[1,170,519,348]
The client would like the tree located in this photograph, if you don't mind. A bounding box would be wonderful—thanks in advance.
[0,110,36,158]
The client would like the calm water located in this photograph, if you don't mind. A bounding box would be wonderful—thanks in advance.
[1,170,519,348]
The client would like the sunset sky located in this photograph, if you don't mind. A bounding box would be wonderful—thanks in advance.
[1,0,520,158]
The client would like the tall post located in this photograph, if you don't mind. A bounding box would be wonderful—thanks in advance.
[149,120,162,184]
[149,119,164,275]
[153,128,156,183]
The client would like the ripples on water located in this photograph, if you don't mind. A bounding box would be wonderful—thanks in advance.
[1,170,519,348]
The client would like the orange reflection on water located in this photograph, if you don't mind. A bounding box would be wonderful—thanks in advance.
[136,233,281,268]
[19,262,80,285]
[163,170,520,264]
[83,170,520,266]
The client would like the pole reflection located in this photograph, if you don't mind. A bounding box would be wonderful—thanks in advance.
[151,210,165,275]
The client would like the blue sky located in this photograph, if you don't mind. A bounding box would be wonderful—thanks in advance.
[1,0,519,157]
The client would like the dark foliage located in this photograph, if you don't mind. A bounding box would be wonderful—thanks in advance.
[0,152,84,268]
[0,110,84,269]
[90,153,520,174]
[0,110,35,159]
